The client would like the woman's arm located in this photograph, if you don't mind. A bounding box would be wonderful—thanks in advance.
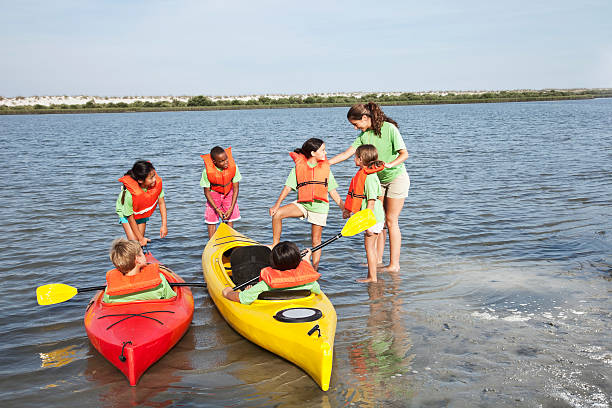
[269,185,292,216]
[158,196,168,238]
[385,149,409,168]
[328,146,356,165]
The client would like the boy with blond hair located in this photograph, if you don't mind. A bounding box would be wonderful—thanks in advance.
[103,238,176,303]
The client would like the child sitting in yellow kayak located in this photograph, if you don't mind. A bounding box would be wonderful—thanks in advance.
[222,242,321,305]
[103,238,176,303]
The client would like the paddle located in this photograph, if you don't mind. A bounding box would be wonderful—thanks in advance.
[231,208,376,291]
[36,282,207,306]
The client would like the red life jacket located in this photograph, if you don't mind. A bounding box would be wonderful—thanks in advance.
[201,147,237,195]
[289,152,330,203]
[344,164,385,213]
[105,263,163,296]
[118,171,163,219]
[260,260,321,289]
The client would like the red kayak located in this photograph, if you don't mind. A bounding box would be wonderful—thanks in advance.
[84,252,194,385]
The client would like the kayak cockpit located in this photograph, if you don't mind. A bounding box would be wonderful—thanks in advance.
[222,245,314,301]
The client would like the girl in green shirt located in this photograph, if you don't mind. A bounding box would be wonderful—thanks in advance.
[269,138,344,270]
[343,145,386,283]
[330,103,410,273]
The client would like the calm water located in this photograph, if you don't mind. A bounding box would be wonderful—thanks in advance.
[0,100,610,407]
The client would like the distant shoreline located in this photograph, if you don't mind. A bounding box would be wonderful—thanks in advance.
[1,89,610,115]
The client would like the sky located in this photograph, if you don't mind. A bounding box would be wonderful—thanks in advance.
[1,0,611,97]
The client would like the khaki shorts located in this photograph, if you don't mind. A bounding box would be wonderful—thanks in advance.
[381,170,410,199]
[292,201,328,226]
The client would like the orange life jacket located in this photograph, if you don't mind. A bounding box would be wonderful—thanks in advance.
[344,164,385,213]
[289,152,330,203]
[260,260,321,289]
[118,171,163,219]
[105,263,163,296]
[201,147,237,195]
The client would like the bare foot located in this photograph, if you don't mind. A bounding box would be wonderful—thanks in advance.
[377,264,400,272]
[356,277,377,283]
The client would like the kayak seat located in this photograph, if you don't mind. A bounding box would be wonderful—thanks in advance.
[258,290,312,300]
[230,245,271,288]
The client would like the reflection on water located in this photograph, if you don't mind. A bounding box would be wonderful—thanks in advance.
[39,345,83,369]
[348,272,415,405]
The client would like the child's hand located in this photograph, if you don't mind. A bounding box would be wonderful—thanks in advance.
[342,209,352,219]
[303,248,312,259]
[159,225,168,238]
[139,236,151,246]
[269,205,279,216]
[384,162,393,169]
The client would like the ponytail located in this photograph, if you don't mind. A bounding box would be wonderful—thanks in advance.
[355,144,384,168]
[347,102,399,136]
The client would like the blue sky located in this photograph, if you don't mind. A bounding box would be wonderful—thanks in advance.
[1,0,610,97]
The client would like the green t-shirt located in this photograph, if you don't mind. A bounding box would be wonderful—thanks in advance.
[285,163,339,214]
[238,280,322,305]
[362,173,385,223]
[102,273,177,303]
[351,121,408,184]
[116,188,166,218]
[200,165,242,188]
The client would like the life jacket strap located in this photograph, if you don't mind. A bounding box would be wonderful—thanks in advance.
[296,179,328,189]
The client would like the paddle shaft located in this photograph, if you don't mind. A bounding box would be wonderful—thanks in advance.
[232,233,342,291]
[76,282,207,293]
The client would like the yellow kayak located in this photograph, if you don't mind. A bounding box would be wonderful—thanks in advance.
[202,223,337,391]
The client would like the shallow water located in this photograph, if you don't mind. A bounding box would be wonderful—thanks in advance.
[0,99,610,407]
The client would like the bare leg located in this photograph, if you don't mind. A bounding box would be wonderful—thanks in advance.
[376,228,386,265]
[311,224,323,270]
[357,231,379,282]
[271,203,304,245]
[227,221,233,228]
[207,224,217,239]
[381,196,405,272]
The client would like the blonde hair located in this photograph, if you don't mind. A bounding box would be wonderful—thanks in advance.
[109,238,142,274]
[355,144,385,169]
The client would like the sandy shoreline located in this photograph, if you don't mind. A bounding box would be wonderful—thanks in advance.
[0,89,597,107]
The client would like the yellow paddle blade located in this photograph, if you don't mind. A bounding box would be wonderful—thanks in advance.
[36,284,78,306]
[340,209,377,237]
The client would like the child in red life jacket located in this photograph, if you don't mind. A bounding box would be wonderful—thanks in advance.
[343,145,386,283]
[116,160,167,247]
[222,242,321,305]
[200,146,241,239]
[103,238,176,303]
[269,138,344,270]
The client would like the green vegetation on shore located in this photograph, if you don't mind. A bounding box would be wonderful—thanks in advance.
[2,89,611,115]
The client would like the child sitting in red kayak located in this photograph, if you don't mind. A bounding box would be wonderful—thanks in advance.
[103,238,176,303]
[201,146,242,238]
[222,242,321,305]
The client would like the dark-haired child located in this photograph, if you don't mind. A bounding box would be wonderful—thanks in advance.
[222,242,321,305]
[116,160,167,247]
[200,146,242,238]
[343,144,386,283]
[269,138,344,270]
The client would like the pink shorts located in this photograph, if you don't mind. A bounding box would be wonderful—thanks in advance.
[205,189,241,224]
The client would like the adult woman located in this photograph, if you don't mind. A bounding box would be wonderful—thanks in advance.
[329,102,410,272]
